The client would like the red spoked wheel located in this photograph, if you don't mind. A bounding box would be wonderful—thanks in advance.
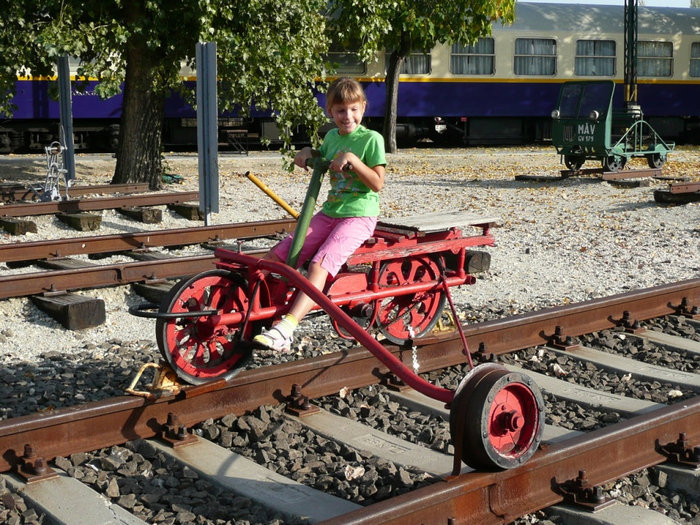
[374,256,446,344]
[156,270,257,385]
[450,364,544,470]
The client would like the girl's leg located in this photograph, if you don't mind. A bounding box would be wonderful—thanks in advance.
[252,261,328,353]
[254,216,375,353]
[288,261,329,321]
[289,215,375,321]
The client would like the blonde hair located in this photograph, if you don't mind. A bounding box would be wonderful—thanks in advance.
[325,77,367,113]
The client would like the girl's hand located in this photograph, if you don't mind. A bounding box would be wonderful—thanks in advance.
[294,147,313,170]
[329,150,356,173]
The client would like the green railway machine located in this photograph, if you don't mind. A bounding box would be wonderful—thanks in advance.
[551,0,674,173]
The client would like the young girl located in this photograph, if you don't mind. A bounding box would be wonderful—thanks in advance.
[253,77,386,352]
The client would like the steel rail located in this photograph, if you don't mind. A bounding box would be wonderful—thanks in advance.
[320,398,700,525]
[559,167,661,179]
[0,218,296,263]
[0,183,149,203]
[0,279,696,473]
[670,181,700,194]
[445,277,700,359]
[0,191,199,217]
[0,254,223,298]
[600,167,661,180]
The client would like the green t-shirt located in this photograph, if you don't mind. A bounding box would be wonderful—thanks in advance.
[319,125,386,218]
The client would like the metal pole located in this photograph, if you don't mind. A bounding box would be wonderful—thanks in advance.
[196,42,219,226]
[624,0,638,107]
[57,55,75,182]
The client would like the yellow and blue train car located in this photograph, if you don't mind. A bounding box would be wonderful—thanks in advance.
[2,2,699,152]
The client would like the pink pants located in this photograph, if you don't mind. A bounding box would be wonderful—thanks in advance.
[272,212,377,277]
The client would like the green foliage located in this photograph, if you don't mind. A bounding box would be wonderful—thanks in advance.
[0,0,329,156]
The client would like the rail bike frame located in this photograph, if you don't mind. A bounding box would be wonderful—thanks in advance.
[213,230,486,402]
[211,223,492,350]
[150,217,495,386]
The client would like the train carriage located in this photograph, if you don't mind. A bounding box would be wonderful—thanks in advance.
[2,2,700,152]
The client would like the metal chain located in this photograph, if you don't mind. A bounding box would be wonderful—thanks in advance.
[408,326,419,373]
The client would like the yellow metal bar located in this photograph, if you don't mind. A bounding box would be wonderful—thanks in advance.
[245,171,299,219]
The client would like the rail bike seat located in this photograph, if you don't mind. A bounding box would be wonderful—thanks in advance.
[375,210,499,237]
[345,210,499,268]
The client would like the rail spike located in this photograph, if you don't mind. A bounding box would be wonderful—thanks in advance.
[671,297,700,320]
[612,310,646,334]
[548,325,580,350]
[656,433,700,468]
[161,412,198,448]
[286,384,320,417]
[15,444,58,482]
[554,470,616,511]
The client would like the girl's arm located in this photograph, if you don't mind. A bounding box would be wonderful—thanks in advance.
[329,151,385,192]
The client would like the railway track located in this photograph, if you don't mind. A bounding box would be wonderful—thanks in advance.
[0,182,150,203]
[0,219,297,299]
[0,190,200,218]
[0,279,697,524]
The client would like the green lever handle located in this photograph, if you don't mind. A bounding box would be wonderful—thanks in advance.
[286,150,330,268]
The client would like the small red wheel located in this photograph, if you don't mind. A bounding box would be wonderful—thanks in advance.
[156,270,257,384]
[374,256,446,344]
[450,364,544,470]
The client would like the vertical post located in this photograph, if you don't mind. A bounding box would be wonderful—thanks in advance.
[57,55,75,182]
[196,42,219,225]
[624,0,638,107]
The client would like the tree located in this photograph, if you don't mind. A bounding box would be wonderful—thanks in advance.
[325,0,515,153]
[0,0,330,189]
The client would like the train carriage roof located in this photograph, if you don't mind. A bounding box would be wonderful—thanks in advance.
[497,2,700,35]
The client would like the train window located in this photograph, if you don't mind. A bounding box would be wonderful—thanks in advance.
[638,41,673,77]
[578,83,613,118]
[385,52,432,75]
[691,43,700,77]
[575,40,615,76]
[450,39,495,75]
[558,83,583,118]
[326,52,366,75]
[326,43,366,75]
[514,38,556,75]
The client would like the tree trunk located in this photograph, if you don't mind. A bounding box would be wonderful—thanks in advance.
[383,51,404,154]
[112,37,164,190]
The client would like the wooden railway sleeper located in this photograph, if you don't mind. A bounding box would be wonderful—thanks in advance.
[655,433,700,469]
